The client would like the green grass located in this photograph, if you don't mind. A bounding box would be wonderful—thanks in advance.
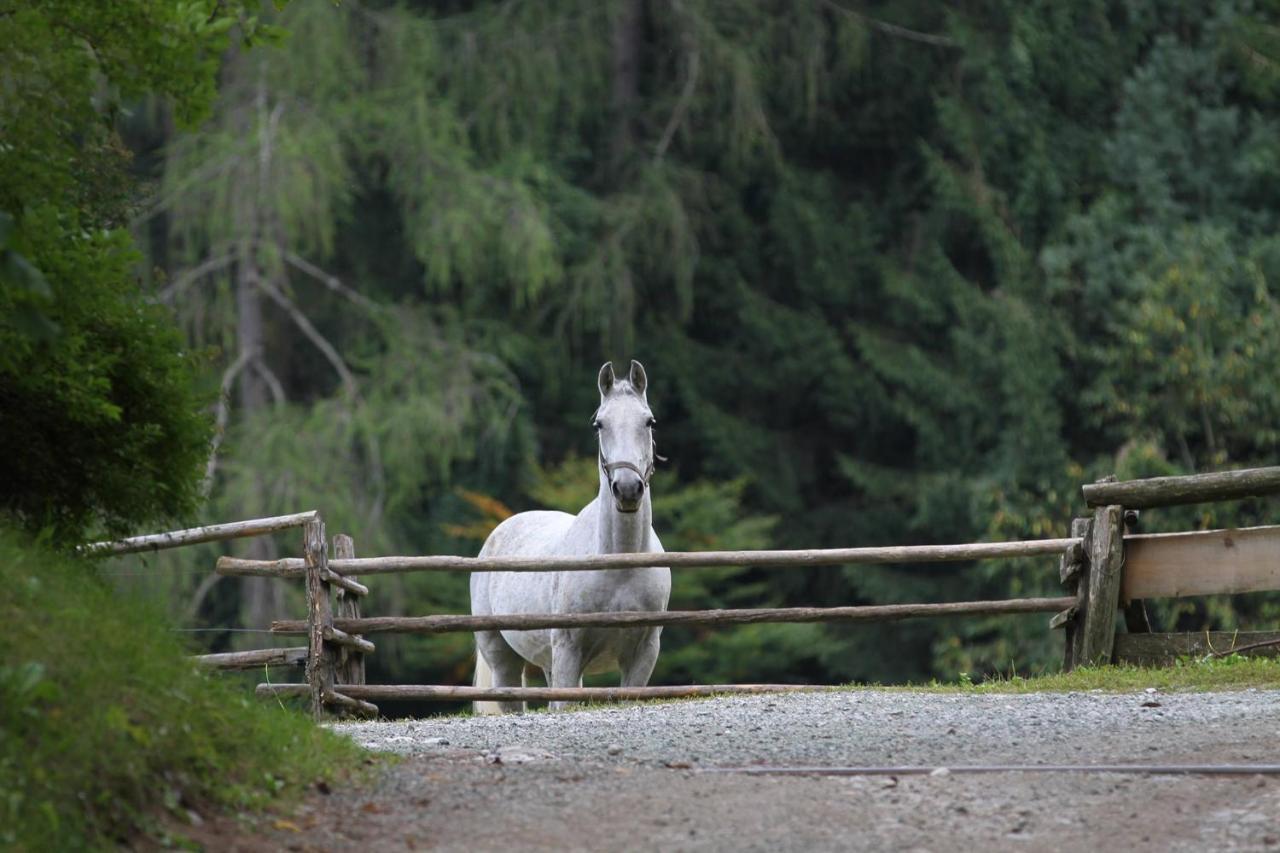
[0,529,365,850]
[907,654,1280,694]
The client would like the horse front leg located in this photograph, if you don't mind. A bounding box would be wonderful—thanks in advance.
[619,628,661,688]
[474,630,527,715]
[549,628,584,711]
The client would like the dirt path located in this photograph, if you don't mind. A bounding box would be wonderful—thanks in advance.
[187,689,1280,851]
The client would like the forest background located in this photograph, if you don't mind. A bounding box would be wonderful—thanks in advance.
[5,0,1280,698]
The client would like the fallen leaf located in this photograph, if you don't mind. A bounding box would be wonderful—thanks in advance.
[273,819,302,833]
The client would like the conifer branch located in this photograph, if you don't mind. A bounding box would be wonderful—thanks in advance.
[203,348,253,496]
[253,359,288,409]
[252,272,360,402]
[817,0,958,48]
[654,47,700,163]
[283,250,383,313]
[159,251,236,303]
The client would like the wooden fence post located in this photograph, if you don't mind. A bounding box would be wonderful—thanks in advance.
[303,518,335,719]
[333,534,365,686]
[1058,517,1089,671]
[1078,503,1125,667]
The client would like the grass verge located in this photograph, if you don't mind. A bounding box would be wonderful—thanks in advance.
[0,529,366,850]
[912,653,1280,694]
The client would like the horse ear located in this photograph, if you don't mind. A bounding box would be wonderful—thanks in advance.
[629,360,648,397]
[598,362,616,397]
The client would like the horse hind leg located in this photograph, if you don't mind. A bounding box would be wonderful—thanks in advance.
[473,630,526,715]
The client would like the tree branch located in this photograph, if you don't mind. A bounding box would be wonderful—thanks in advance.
[253,359,287,409]
[817,0,958,48]
[160,251,236,303]
[252,272,359,401]
[654,47,700,163]
[1203,636,1280,660]
[283,250,383,313]
[203,348,253,495]
[187,571,224,625]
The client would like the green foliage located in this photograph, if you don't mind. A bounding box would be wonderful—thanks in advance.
[0,528,362,850]
[130,0,1280,691]
[0,205,211,542]
[0,1,284,543]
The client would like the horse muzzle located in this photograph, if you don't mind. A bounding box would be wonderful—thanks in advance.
[610,472,645,513]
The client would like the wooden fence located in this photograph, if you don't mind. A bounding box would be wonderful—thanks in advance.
[87,511,374,717]
[87,466,1280,719]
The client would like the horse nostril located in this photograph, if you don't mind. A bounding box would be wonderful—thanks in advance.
[611,481,623,499]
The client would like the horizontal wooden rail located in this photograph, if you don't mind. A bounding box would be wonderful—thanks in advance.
[1082,466,1280,509]
[84,511,320,556]
[223,537,1080,577]
[322,625,376,654]
[1123,525,1280,600]
[272,596,1075,636]
[191,646,307,671]
[321,570,368,597]
[257,683,820,703]
[322,688,379,717]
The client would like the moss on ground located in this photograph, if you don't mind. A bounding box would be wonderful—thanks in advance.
[0,529,366,850]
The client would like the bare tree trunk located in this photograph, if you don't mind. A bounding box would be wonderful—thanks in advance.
[608,0,644,176]
[236,71,285,643]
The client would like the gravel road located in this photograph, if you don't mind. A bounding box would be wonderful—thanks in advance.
[331,688,1280,769]
[195,689,1280,852]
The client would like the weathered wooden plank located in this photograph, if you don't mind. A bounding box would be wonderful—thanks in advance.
[303,519,335,720]
[1114,631,1280,666]
[191,646,307,671]
[1082,466,1280,509]
[332,534,365,685]
[1064,517,1091,671]
[83,511,319,556]
[1048,606,1076,631]
[257,683,821,703]
[221,537,1080,577]
[272,596,1075,636]
[1079,505,1124,667]
[1122,525,1280,600]
[1058,540,1084,584]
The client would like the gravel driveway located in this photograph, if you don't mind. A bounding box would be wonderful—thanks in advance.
[203,688,1280,852]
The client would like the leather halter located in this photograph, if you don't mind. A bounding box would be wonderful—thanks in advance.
[597,432,660,486]
[599,453,656,486]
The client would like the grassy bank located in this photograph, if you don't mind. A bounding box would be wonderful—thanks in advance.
[0,530,364,850]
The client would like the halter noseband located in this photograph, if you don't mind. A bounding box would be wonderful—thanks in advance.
[599,453,656,486]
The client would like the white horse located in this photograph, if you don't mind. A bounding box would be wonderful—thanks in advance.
[470,360,671,713]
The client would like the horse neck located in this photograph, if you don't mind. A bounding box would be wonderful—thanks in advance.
[595,473,652,554]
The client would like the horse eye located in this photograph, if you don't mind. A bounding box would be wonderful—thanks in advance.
[592,420,602,431]
[646,417,656,428]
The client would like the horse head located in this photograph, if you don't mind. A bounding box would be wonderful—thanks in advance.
[594,360,656,513]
